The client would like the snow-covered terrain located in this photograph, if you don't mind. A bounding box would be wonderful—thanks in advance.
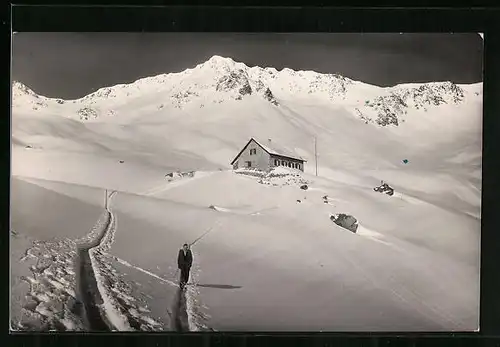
[10,55,482,331]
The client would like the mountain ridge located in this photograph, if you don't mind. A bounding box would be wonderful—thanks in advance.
[12,55,481,101]
[12,55,482,127]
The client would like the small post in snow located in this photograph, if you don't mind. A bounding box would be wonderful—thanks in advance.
[314,136,318,176]
[105,189,108,209]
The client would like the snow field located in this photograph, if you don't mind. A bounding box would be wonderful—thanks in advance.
[101,170,478,330]
[10,55,482,331]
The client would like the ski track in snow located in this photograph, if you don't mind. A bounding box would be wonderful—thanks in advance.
[84,208,131,331]
[113,257,178,287]
[88,190,203,332]
[89,247,166,331]
[183,248,210,331]
[113,255,201,331]
[355,224,400,250]
[83,191,166,331]
[112,253,206,332]
[112,249,209,331]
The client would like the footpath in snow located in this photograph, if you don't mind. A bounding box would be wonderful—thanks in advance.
[76,190,170,331]
[76,210,114,331]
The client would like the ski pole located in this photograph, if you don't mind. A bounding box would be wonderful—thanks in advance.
[190,228,212,247]
[189,220,220,247]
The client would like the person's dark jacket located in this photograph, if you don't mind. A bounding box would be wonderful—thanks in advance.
[178,249,193,269]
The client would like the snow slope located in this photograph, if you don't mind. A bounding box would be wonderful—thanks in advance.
[10,177,104,330]
[11,55,482,331]
[11,55,482,178]
[25,172,478,331]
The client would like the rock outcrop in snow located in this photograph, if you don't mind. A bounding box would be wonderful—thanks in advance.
[263,87,279,106]
[13,81,35,96]
[362,82,467,126]
[307,73,352,100]
[330,213,359,233]
[12,81,49,110]
[216,69,251,94]
[77,107,99,121]
[373,181,395,196]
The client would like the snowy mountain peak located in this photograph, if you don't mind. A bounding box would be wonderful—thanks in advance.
[207,55,237,66]
[12,81,37,97]
[195,55,249,76]
[11,81,54,110]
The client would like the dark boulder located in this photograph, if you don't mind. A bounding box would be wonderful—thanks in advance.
[373,181,394,196]
[300,184,309,190]
[330,213,358,233]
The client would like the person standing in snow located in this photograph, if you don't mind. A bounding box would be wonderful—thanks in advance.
[177,243,193,289]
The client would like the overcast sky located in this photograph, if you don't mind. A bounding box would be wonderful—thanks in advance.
[11,32,483,99]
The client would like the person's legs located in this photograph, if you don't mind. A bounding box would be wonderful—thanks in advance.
[180,267,187,286]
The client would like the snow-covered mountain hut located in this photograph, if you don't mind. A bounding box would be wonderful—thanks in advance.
[230,138,305,172]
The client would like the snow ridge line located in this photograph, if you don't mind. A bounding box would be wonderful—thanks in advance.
[86,191,135,331]
[74,211,110,245]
